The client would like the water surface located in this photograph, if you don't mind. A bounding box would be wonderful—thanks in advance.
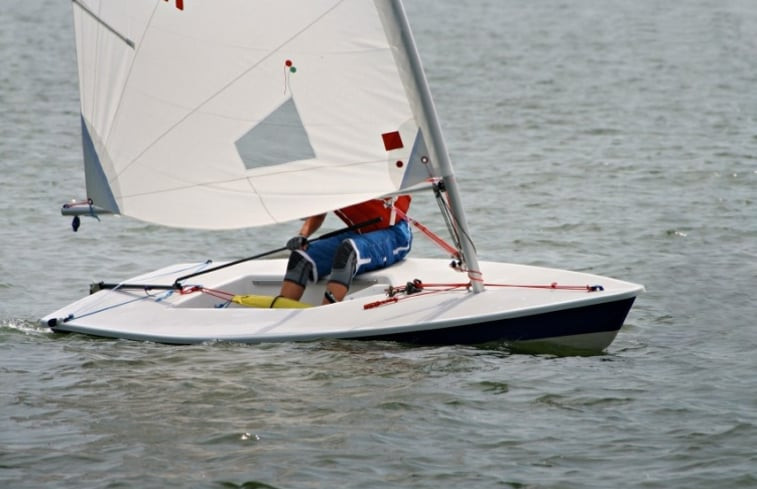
[1,1,756,488]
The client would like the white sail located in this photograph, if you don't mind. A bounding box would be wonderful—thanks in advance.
[72,0,439,229]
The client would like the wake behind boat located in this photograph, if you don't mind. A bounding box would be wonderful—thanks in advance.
[43,0,642,352]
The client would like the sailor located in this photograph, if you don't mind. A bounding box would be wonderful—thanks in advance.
[279,196,412,304]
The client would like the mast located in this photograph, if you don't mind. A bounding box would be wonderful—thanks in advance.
[387,0,484,292]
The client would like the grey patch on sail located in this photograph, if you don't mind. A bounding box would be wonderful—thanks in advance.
[81,115,120,214]
[400,129,434,189]
[236,98,316,170]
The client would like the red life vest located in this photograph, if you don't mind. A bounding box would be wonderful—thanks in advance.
[335,195,411,234]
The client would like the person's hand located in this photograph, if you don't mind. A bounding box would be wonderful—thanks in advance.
[286,235,308,251]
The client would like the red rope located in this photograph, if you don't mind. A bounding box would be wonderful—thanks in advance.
[485,282,601,291]
[385,281,600,291]
[392,206,460,259]
[467,269,484,283]
[418,282,601,291]
[364,283,465,309]
[179,286,236,301]
[363,280,603,310]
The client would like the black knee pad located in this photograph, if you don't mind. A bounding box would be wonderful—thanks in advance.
[329,240,357,288]
[284,250,316,287]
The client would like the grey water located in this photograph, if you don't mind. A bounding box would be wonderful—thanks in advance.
[1,0,756,488]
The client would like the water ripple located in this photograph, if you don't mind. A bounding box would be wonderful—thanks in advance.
[3,0,757,488]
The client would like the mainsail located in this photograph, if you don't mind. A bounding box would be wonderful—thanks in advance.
[71,0,447,230]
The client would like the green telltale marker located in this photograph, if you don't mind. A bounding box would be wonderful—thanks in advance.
[290,66,297,73]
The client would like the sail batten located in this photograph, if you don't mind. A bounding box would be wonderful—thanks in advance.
[72,0,136,49]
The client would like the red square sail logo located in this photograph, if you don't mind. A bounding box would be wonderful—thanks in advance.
[381,131,404,151]
[164,0,184,10]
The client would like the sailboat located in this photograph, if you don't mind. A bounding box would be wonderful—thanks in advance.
[42,0,643,352]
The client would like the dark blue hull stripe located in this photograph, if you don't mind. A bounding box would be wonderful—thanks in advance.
[362,297,636,345]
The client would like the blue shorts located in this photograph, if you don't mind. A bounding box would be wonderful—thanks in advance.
[305,219,412,281]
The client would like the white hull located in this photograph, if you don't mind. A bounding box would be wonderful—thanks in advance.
[42,258,642,352]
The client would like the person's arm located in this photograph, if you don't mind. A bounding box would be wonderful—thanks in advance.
[297,213,327,238]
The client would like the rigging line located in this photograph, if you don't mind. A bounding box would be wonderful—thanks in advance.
[63,293,154,323]
[432,182,464,256]
[71,0,136,49]
[429,179,471,255]
[434,181,478,264]
[366,280,604,309]
[407,282,604,291]
[364,284,465,310]
[193,287,236,301]
[391,205,459,258]
[122,260,212,286]
[82,260,211,315]
[113,0,347,181]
